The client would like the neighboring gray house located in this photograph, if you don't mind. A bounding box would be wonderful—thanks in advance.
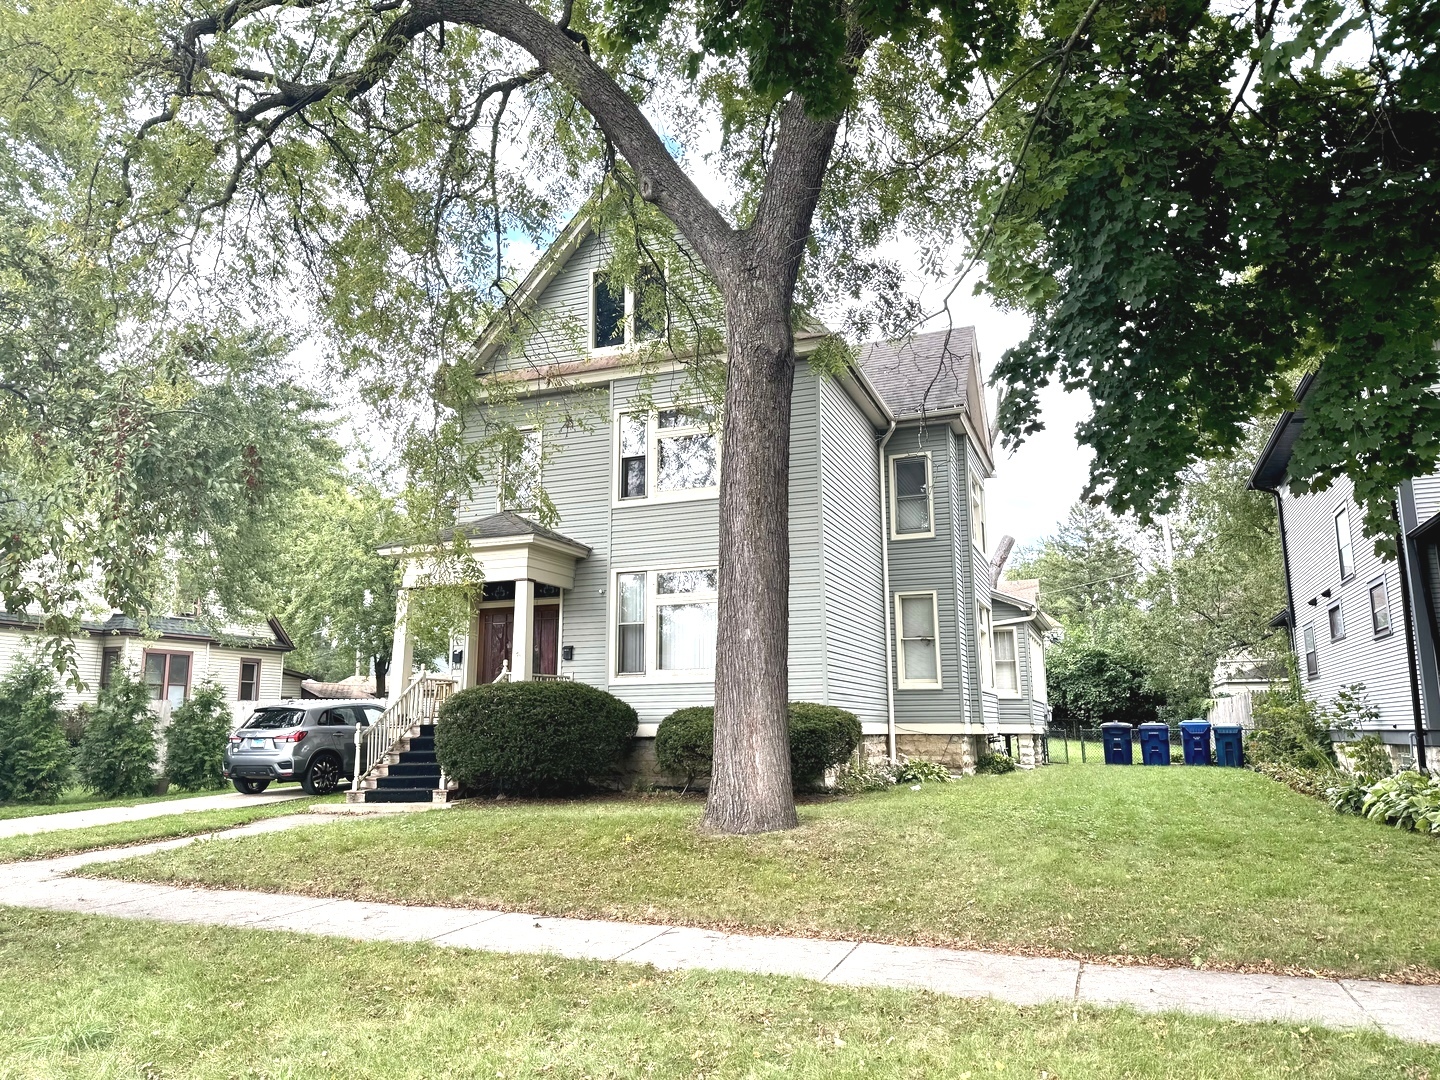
[381,208,1053,775]
[1251,372,1440,770]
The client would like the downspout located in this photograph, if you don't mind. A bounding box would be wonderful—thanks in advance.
[878,419,898,763]
[1393,499,1428,773]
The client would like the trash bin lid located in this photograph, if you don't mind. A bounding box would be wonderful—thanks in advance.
[1179,720,1212,732]
[1138,722,1169,731]
[1100,721,1134,729]
[1212,725,1243,734]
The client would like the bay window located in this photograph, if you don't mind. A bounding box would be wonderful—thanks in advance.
[614,568,717,678]
[896,592,941,687]
[614,407,719,503]
[890,455,933,538]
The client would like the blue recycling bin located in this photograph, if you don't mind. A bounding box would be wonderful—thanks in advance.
[1138,723,1171,765]
[1101,722,1133,765]
[1213,725,1244,767]
[1179,720,1212,766]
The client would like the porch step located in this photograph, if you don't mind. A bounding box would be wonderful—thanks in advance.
[407,736,436,753]
[386,761,440,777]
[376,772,441,790]
[362,788,436,803]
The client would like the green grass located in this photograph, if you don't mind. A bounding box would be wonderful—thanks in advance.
[0,908,1434,1079]
[92,765,1440,981]
[0,796,333,862]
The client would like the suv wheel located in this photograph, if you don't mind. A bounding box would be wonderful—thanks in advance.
[233,778,270,795]
[302,753,343,795]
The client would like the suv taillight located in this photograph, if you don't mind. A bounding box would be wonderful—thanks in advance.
[275,729,308,744]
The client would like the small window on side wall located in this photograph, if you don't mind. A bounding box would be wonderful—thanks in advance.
[239,659,260,702]
[1370,577,1393,637]
[1303,625,1318,680]
[993,628,1019,693]
[891,455,932,537]
[896,592,940,687]
[1327,602,1345,642]
[1334,506,1355,580]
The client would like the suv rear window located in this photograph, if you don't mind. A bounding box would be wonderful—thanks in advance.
[243,708,306,730]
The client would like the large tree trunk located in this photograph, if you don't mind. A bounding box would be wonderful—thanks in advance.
[703,286,799,834]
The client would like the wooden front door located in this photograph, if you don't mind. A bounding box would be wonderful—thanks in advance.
[479,608,514,684]
[533,604,559,676]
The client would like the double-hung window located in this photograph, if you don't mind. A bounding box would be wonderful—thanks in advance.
[614,568,717,678]
[144,651,191,705]
[1327,602,1346,641]
[890,455,933,538]
[896,592,941,687]
[614,408,719,503]
[993,627,1019,693]
[1335,506,1355,580]
[978,604,994,688]
[1303,625,1319,680]
[498,428,542,513]
[970,478,986,551]
[239,659,261,701]
[591,269,666,351]
[1370,577,1393,637]
[1030,631,1049,703]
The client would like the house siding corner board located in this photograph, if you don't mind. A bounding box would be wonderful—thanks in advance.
[818,372,887,730]
[1282,478,1414,733]
[964,437,992,726]
[885,424,965,728]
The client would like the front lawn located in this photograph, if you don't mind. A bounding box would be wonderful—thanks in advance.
[93,764,1440,980]
[1,908,1434,1078]
[0,797,333,862]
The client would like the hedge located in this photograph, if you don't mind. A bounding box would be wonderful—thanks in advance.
[436,680,637,792]
[655,702,862,787]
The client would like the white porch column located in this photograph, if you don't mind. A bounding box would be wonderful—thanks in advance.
[462,599,481,690]
[390,587,414,703]
[510,578,535,681]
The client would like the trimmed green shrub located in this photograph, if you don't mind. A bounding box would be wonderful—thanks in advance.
[654,702,862,788]
[0,657,72,803]
[77,667,158,798]
[164,680,233,791]
[653,706,714,786]
[896,757,952,784]
[974,752,1017,775]
[436,681,638,792]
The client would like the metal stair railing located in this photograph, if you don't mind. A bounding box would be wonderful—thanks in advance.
[351,673,456,793]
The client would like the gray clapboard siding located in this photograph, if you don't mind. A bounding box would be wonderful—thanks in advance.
[1282,476,1413,730]
[992,594,1037,729]
[1411,472,1440,525]
[885,424,965,727]
[817,372,887,729]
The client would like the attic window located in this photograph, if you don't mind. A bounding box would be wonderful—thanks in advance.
[592,268,667,351]
[593,276,626,349]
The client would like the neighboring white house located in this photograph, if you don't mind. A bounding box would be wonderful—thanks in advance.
[1251,371,1440,770]
[0,612,297,726]
[1205,652,1286,729]
[378,204,1057,776]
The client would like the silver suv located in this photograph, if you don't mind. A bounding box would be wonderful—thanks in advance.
[225,700,384,795]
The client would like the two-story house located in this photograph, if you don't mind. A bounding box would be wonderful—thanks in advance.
[1250,371,1440,771]
[380,207,1052,779]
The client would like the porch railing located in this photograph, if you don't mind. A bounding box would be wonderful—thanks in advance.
[351,673,456,792]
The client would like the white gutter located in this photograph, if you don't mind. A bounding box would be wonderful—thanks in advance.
[877,419,898,763]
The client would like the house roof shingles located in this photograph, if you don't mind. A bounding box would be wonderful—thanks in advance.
[415,511,592,554]
[857,327,976,419]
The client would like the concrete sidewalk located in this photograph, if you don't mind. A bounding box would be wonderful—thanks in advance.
[2,820,1439,1044]
[0,788,309,839]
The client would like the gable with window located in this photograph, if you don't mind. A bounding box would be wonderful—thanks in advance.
[1334,506,1356,580]
[614,408,719,503]
[614,568,717,679]
[591,268,666,351]
[890,455,933,538]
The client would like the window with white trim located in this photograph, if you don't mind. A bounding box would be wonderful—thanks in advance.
[614,408,719,503]
[896,592,940,687]
[971,478,986,551]
[498,428,542,512]
[239,659,261,702]
[1370,577,1393,637]
[1303,624,1318,680]
[993,627,1019,694]
[978,603,993,688]
[1327,601,1345,641]
[614,568,717,678]
[890,455,933,537]
[591,269,666,351]
[1334,506,1355,580]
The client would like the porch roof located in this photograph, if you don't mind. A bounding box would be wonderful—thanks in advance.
[381,511,591,591]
